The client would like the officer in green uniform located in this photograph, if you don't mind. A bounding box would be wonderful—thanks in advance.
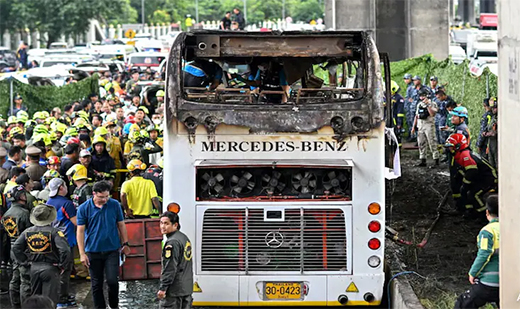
[455,194,499,308]
[12,204,71,306]
[1,185,32,308]
[157,211,193,309]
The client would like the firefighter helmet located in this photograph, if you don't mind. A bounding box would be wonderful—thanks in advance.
[445,133,468,151]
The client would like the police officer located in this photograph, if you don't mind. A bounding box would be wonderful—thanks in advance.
[157,211,193,309]
[435,89,456,161]
[407,75,428,141]
[411,89,439,167]
[476,98,492,159]
[454,195,499,308]
[12,204,71,305]
[1,186,32,307]
[25,146,47,182]
[445,134,497,216]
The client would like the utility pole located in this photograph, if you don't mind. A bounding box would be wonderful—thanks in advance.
[283,0,286,20]
[243,0,247,23]
[141,0,145,31]
[196,0,199,23]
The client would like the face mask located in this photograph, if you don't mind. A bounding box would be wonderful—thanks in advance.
[124,100,131,106]
[153,119,162,125]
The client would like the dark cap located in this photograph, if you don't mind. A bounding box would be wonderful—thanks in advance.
[430,76,438,81]
[14,94,22,100]
[64,143,80,155]
[403,73,412,79]
[412,75,421,81]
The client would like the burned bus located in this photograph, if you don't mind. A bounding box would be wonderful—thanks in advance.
[163,30,389,306]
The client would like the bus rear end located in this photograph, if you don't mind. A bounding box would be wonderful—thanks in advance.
[164,31,387,306]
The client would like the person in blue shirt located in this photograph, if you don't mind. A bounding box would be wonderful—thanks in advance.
[76,181,130,309]
[46,178,77,308]
[183,59,223,91]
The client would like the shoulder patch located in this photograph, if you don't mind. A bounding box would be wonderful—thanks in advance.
[184,241,193,261]
[3,217,18,237]
[164,244,172,259]
[463,157,470,161]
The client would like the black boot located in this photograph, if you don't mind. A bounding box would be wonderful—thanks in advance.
[416,159,427,167]
[435,159,440,166]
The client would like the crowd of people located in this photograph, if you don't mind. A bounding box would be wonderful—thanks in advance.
[0,67,168,308]
[390,74,500,308]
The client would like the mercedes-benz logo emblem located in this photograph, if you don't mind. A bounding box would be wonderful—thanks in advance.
[265,231,284,248]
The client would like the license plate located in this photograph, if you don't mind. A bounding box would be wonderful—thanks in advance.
[264,282,302,300]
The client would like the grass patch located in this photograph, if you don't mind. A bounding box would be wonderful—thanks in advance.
[420,291,495,309]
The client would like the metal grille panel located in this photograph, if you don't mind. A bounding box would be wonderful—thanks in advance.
[201,208,347,272]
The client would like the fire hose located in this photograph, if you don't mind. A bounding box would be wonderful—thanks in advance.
[386,189,451,248]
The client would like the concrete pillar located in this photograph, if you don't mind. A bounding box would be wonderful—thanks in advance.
[117,25,123,39]
[108,25,115,40]
[375,0,407,61]
[408,0,449,60]
[325,0,376,32]
[3,31,11,50]
[458,0,476,24]
[480,0,496,13]
[498,2,520,307]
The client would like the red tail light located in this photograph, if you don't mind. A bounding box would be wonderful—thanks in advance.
[368,238,381,250]
[368,221,381,233]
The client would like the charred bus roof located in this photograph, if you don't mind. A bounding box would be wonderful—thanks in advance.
[167,31,383,138]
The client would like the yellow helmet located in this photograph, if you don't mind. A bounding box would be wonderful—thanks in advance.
[16,110,29,119]
[390,80,400,95]
[41,111,50,119]
[76,111,89,122]
[16,114,28,124]
[8,126,23,138]
[65,127,79,137]
[156,90,165,97]
[92,135,107,145]
[32,133,52,146]
[95,126,109,136]
[34,124,49,135]
[67,164,89,181]
[7,116,17,125]
[99,79,109,87]
[127,159,147,171]
[54,122,68,135]
[44,117,56,126]
[33,111,45,120]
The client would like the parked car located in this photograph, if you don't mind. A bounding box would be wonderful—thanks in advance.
[127,52,167,72]
[0,47,17,70]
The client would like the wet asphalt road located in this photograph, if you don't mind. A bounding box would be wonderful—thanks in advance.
[1,278,381,308]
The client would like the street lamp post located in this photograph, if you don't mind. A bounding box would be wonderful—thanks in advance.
[196,0,199,24]
[282,0,286,20]
[141,0,145,31]
[243,0,247,23]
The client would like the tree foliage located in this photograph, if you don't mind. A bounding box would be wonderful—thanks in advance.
[0,0,324,46]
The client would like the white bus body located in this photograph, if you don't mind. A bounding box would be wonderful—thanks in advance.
[164,31,388,307]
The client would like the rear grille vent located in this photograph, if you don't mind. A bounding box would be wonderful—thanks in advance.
[201,208,347,272]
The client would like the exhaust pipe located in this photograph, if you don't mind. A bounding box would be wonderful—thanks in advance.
[364,292,375,303]
[338,294,349,305]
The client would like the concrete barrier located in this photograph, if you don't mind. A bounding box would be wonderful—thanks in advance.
[390,276,425,309]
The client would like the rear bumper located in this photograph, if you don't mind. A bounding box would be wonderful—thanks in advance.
[192,274,384,306]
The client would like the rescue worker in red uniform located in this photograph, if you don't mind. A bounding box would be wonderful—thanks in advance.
[445,133,498,217]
